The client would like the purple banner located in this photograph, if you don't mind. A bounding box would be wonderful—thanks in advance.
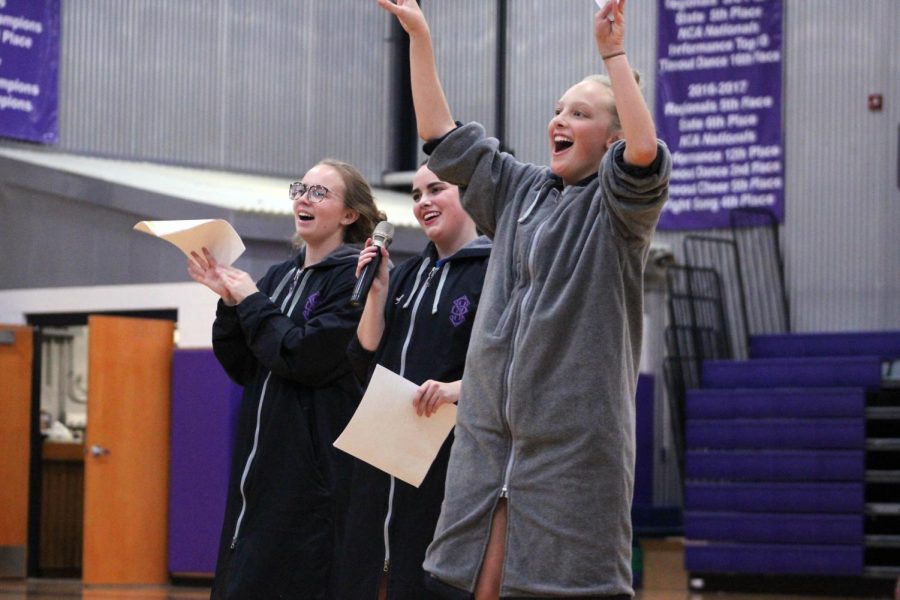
[0,0,59,144]
[656,0,784,230]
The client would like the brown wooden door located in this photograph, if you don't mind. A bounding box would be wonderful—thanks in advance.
[0,325,33,577]
[83,316,174,585]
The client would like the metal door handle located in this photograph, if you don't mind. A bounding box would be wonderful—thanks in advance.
[90,444,111,457]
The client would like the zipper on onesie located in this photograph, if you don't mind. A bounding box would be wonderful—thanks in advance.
[382,264,440,581]
[230,267,310,550]
[498,214,552,499]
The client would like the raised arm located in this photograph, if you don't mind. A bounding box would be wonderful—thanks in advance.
[378,0,456,141]
[595,0,658,167]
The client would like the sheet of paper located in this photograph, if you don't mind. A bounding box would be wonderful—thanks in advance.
[334,365,457,488]
[596,0,617,20]
[133,219,245,266]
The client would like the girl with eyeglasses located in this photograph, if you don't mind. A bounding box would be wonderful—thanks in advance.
[188,159,384,599]
[336,164,490,600]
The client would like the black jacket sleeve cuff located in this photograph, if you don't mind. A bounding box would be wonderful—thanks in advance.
[347,334,378,385]
[422,121,464,156]
[615,142,665,178]
[215,298,241,327]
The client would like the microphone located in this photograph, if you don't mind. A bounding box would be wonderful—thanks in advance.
[350,221,394,307]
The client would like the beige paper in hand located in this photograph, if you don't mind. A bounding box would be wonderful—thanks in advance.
[334,365,457,488]
[133,219,245,266]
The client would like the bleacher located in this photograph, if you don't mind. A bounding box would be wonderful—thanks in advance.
[684,331,900,579]
[662,207,900,592]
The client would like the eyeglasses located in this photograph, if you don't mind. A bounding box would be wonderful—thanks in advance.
[289,181,330,203]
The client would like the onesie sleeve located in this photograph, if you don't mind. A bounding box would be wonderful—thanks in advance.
[428,122,545,239]
[234,266,362,387]
[212,300,258,386]
[599,139,672,245]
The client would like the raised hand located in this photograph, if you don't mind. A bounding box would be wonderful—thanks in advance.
[595,0,626,58]
[413,379,461,418]
[376,0,428,37]
[188,248,237,306]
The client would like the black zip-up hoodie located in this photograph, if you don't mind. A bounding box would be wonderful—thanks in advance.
[336,236,491,600]
[210,245,363,600]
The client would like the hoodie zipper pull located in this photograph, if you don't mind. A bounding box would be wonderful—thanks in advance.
[424,266,439,287]
[286,268,301,298]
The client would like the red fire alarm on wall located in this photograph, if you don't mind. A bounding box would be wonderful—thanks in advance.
[868,93,883,111]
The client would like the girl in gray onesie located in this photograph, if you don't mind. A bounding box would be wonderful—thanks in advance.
[378,0,671,598]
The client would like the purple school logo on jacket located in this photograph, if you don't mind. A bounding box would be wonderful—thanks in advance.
[450,295,470,327]
[303,291,321,320]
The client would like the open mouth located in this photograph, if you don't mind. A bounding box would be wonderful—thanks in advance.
[297,211,314,222]
[553,135,574,154]
[423,211,440,223]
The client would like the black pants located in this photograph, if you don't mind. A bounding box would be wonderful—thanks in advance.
[423,574,632,600]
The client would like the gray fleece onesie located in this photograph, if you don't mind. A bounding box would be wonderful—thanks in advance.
[422,122,672,597]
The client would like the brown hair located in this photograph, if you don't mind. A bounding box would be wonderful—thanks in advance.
[581,71,642,134]
[293,159,386,246]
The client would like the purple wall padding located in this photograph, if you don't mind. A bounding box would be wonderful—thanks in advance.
[750,331,900,360]
[687,387,865,419]
[702,356,883,389]
[686,418,865,450]
[633,374,654,507]
[685,482,864,514]
[168,349,242,575]
[685,512,863,545]
[686,543,864,576]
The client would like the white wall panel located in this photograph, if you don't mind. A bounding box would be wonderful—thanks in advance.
[57,0,390,181]
[779,0,900,332]
[0,283,219,348]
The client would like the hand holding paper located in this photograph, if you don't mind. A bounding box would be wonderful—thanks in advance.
[596,0,617,21]
[415,379,461,417]
[134,219,246,266]
[185,247,236,304]
[334,365,457,488]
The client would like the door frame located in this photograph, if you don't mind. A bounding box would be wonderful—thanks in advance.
[24,309,176,578]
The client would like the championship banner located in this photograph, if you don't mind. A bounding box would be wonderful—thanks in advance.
[655,0,784,230]
[0,0,60,144]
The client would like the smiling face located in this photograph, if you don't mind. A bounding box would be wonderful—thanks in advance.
[548,80,619,185]
[292,164,358,249]
[411,165,476,258]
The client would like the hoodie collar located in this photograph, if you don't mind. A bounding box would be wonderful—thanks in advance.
[294,244,359,270]
[422,236,492,264]
[568,172,597,189]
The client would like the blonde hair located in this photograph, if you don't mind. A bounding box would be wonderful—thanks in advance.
[581,71,641,133]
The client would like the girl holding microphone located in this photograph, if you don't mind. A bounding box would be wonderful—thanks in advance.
[337,164,490,600]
